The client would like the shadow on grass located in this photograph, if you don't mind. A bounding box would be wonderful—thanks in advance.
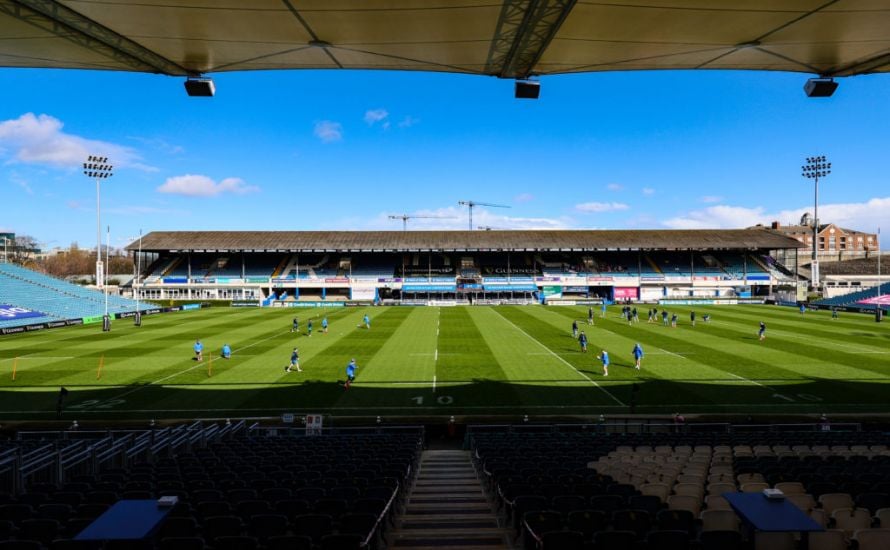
[3,375,890,420]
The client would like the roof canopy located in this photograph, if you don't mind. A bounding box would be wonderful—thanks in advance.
[127,229,803,253]
[3,0,890,78]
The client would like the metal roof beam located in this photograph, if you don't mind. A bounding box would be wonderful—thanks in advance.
[487,0,577,79]
[5,0,190,75]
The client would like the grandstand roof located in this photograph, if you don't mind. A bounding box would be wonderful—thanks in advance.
[127,229,802,253]
[3,1,890,78]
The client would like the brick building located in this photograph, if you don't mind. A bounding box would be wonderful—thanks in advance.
[756,214,878,265]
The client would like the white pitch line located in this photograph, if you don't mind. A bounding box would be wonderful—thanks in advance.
[434,349,438,362]
[433,375,437,393]
[490,309,626,406]
[0,356,76,362]
[107,329,293,402]
[726,372,770,389]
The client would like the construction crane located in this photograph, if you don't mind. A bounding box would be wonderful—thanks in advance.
[458,200,510,231]
[387,214,455,231]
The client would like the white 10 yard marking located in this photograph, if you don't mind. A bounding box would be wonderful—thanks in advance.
[411,395,454,405]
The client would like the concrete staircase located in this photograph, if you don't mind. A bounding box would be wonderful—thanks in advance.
[389,449,511,549]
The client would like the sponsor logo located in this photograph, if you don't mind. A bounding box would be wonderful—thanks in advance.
[25,323,46,331]
[1,326,25,335]
[0,304,45,320]
[47,321,67,328]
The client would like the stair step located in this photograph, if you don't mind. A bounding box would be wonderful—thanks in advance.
[393,536,507,548]
[399,520,499,530]
[410,497,488,504]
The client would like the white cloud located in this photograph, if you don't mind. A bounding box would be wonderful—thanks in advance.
[642,187,655,196]
[127,136,184,155]
[157,174,259,197]
[663,205,766,229]
[514,193,534,203]
[10,172,32,195]
[607,183,623,192]
[363,109,389,126]
[398,116,419,128]
[0,113,153,171]
[575,201,629,213]
[314,121,343,143]
[700,195,723,204]
[662,197,890,234]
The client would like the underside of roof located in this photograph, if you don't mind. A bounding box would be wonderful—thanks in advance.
[126,229,804,252]
[3,1,890,78]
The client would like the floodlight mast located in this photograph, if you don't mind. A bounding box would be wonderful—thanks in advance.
[801,156,831,289]
[458,200,510,230]
[82,156,113,289]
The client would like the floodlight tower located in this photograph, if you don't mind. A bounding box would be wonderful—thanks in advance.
[388,214,456,231]
[458,200,509,231]
[83,156,113,288]
[801,156,830,289]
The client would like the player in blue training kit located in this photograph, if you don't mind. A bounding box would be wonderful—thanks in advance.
[291,317,299,333]
[759,321,766,341]
[221,344,231,359]
[307,319,313,337]
[286,348,302,372]
[572,320,579,338]
[322,316,328,333]
[599,350,610,377]
[344,358,358,389]
[800,303,806,315]
[662,310,669,326]
[193,340,203,361]
[632,343,644,370]
[578,331,588,352]
[363,314,370,330]
[601,303,607,318]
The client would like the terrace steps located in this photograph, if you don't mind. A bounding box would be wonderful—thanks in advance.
[390,449,510,549]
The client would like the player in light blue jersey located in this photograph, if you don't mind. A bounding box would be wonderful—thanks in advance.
[599,350,610,377]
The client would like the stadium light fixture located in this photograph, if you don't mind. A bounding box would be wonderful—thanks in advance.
[801,155,831,288]
[82,156,113,291]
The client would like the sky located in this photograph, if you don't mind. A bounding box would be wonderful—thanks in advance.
[0,67,888,250]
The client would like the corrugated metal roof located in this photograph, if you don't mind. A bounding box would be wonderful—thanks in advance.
[1,1,889,78]
[126,229,803,252]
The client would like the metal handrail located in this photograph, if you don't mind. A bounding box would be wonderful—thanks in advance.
[362,480,400,549]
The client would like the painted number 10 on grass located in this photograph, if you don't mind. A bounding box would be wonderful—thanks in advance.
[411,396,453,405]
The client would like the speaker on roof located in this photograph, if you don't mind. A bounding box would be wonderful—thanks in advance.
[804,78,837,98]
[185,78,215,97]
[515,80,540,99]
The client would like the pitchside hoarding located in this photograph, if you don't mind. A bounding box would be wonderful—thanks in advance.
[0,305,45,320]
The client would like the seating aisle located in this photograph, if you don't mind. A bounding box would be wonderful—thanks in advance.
[391,449,511,549]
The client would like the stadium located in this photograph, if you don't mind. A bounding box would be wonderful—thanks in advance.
[2,1,890,549]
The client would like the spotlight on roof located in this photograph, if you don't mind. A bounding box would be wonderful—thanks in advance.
[804,77,837,98]
[184,77,215,97]
[514,79,540,100]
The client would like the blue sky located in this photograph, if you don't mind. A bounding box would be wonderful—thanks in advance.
[0,67,888,250]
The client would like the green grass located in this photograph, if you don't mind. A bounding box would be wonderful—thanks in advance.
[0,304,889,420]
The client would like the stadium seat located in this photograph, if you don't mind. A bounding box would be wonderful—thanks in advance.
[265,535,313,550]
[699,509,740,532]
[831,507,872,536]
[541,530,584,549]
[699,530,743,550]
[593,530,636,550]
[646,529,691,550]
[754,532,795,550]
[819,493,854,514]
[320,533,364,550]
[807,529,847,550]
[853,529,890,550]
[565,509,606,540]
[159,538,205,550]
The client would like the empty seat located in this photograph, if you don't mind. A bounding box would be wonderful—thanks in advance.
[819,493,854,514]
[807,529,847,550]
[853,529,890,550]
[754,532,795,550]
[699,509,739,532]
